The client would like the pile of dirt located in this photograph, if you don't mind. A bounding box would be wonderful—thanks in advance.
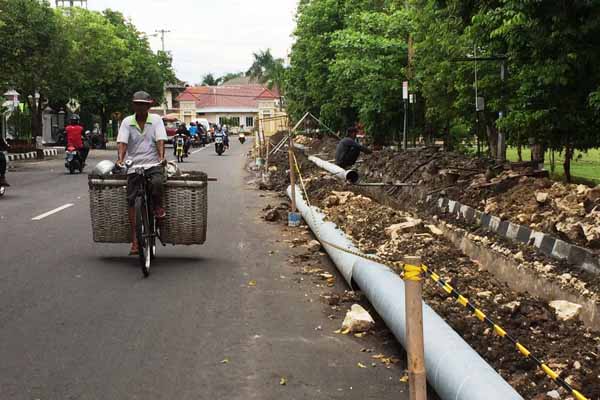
[298,135,600,251]
[314,190,600,400]
[472,179,600,249]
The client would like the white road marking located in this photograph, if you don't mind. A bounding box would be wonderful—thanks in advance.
[191,148,206,154]
[32,203,74,221]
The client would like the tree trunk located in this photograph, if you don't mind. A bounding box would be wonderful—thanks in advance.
[563,144,573,183]
[530,141,545,170]
[517,144,522,162]
[550,150,555,174]
[28,95,45,159]
[486,124,498,159]
[444,123,452,151]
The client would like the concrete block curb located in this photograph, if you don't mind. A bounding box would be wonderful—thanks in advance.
[425,195,600,274]
[7,148,60,161]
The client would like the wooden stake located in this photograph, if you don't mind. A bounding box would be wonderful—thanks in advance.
[266,135,270,171]
[402,255,427,400]
[288,135,296,213]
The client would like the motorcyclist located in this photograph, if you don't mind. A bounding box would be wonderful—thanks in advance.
[0,135,10,187]
[174,123,190,156]
[214,126,226,151]
[222,124,230,149]
[197,124,208,146]
[65,114,89,165]
[188,122,198,137]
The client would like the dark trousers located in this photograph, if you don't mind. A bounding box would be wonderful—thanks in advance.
[0,152,6,177]
[79,146,89,163]
[126,167,165,208]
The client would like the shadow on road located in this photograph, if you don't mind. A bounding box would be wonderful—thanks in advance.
[97,255,211,271]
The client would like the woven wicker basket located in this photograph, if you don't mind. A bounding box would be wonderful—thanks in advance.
[89,171,208,245]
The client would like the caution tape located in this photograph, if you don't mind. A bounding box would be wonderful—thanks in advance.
[290,147,589,400]
[419,265,589,400]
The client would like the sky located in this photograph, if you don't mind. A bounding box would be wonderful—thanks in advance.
[88,0,299,84]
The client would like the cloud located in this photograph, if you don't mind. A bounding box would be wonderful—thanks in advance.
[89,0,298,82]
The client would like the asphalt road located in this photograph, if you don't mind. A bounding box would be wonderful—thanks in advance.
[0,141,410,399]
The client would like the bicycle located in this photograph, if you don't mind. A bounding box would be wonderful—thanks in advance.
[116,160,163,277]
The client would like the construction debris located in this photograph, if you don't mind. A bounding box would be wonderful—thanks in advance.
[342,304,375,333]
[260,135,600,399]
[548,300,583,321]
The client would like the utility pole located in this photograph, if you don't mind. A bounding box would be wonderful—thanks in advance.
[155,29,171,52]
[450,54,508,161]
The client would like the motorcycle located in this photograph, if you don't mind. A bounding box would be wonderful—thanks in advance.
[65,145,84,174]
[239,133,246,144]
[199,133,208,147]
[215,136,225,156]
[190,135,201,148]
[89,127,106,149]
[175,135,186,163]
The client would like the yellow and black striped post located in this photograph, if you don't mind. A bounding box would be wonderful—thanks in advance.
[402,256,427,400]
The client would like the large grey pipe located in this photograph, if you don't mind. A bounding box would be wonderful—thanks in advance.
[307,155,359,183]
[287,186,523,400]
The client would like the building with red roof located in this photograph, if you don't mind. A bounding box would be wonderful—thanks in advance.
[175,84,287,135]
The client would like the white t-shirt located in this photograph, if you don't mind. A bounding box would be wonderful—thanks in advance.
[117,113,168,173]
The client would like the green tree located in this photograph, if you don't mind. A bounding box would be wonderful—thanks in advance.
[62,8,130,134]
[94,9,176,133]
[286,0,347,128]
[478,1,600,180]
[329,5,410,143]
[220,72,244,84]
[0,0,70,150]
[246,49,286,91]
[201,73,221,86]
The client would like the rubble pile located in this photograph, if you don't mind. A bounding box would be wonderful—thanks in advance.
[263,134,321,192]
[314,190,600,400]
[476,179,600,248]
[306,137,600,251]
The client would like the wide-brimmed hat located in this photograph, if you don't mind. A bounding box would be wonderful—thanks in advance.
[132,91,153,104]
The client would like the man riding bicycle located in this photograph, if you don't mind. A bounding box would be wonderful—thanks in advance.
[116,91,168,256]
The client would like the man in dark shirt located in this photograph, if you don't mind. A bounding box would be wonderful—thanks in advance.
[335,127,372,168]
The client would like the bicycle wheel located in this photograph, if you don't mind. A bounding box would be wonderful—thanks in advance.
[135,197,151,277]
[149,215,156,260]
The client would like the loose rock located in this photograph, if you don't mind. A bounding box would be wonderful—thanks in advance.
[426,224,444,236]
[264,209,280,222]
[535,192,549,204]
[307,240,321,252]
[342,304,375,333]
[548,300,582,321]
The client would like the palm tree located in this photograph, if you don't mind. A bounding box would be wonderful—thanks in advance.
[201,73,221,86]
[246,49,286,93]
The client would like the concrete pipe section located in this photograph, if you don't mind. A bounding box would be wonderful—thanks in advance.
[287,185,523,400]
[307,155,359,183]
